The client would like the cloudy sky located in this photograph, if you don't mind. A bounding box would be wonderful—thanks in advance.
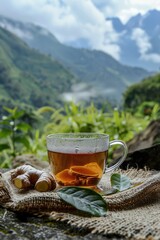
[0,0,160,61]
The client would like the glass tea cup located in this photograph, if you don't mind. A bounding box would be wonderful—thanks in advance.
[46,133,128,187]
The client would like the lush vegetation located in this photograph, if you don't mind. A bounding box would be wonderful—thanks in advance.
[0,69,160,168]
[0,101,159,168]
[0,25,160,170]
[0,21,150,109]
[123,73,160,109]
[0,27,77,109]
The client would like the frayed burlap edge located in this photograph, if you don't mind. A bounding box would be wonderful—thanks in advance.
[49,200,160,240]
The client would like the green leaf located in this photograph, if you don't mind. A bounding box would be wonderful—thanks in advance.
[68,117,79,131]
[13,110,25,119]
[16,123,31,132]
[0,143,10,151]
[111,173,131,191]
[0,129,12,138]
[57,187,107,217]
[13,136,30,148]
[113,108,121,128]
[3,106,15,114]
[37,106,55,114]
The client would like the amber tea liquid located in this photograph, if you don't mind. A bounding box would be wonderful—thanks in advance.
[48,150,108,186]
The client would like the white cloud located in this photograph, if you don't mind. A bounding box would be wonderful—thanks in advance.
[93,0,160,23]
[0,0,160,61]
[0,0,121,60]
[131,28,160,63]
[143,53,160,63]
[0,21,33,40]
[131,28,151,55]
[62,82,116,103]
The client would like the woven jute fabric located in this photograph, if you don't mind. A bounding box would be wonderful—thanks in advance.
[0,168,160,240]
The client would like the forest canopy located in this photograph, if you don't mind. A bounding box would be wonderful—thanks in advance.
[123,73,160,109]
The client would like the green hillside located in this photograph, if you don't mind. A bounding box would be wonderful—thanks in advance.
[123,73,160,108]
[0,15,151,101]
[0,27,77,109]
[22,23,150,99]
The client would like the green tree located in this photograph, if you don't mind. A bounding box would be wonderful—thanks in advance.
[123,73,160,109]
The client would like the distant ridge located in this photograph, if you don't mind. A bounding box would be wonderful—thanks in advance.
[107,9,160,71]
[0,26,77,108]
[0,15,150,103]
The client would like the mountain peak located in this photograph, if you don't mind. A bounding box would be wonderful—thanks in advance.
[139,9,160,34]
[125,13,142,29]
[106,9,160,71]
[147,9,160,15]
[0,14,59,44]
[142,9,160,24]
[106,17,124,32]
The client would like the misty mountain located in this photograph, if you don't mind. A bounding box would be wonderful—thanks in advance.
[66,9,160,71]
[0,15,150,103]
[107,9,160,71]
[107,17,125,32]
[0,26,77,108]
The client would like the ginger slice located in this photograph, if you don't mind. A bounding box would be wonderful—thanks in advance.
[56,169,78,186]
[84,162,103,177]
[69,165,99,177]
[13,173,31,189]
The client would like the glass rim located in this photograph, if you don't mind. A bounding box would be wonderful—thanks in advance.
[46,133,109,140]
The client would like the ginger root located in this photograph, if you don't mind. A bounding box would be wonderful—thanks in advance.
[11,164,56,192]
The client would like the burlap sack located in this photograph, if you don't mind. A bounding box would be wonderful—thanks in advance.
[0,168,160,240]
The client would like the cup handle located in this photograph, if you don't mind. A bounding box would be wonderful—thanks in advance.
[105,140,128,173]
